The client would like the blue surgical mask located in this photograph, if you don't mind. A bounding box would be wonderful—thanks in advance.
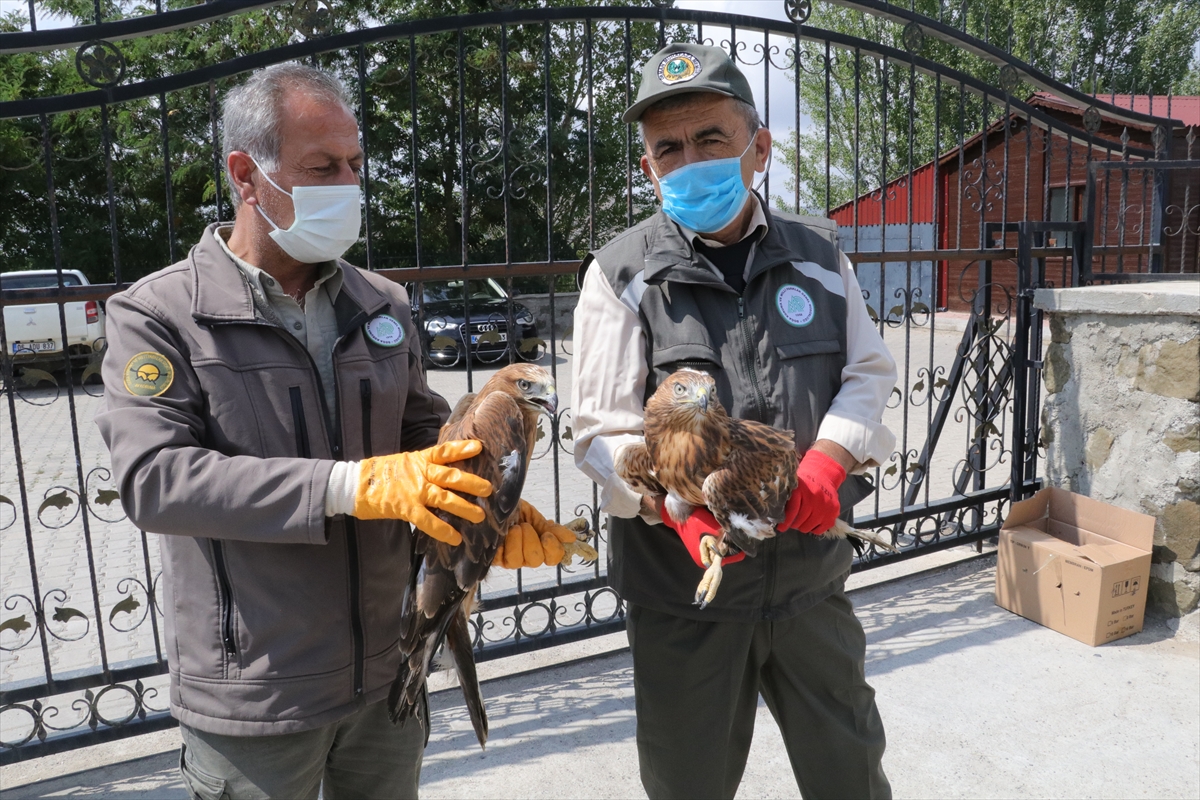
[649,136,756,233]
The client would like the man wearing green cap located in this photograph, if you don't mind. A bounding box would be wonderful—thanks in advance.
[572,43,896,798]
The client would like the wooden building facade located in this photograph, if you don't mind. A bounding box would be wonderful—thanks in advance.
[830,94,1199,314]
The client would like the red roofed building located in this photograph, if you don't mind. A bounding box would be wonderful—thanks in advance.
[830,94,1199,314]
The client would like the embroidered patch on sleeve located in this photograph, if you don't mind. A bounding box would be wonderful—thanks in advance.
[124,352,175,397]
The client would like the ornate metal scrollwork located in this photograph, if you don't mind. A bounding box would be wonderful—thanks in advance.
[784,0,812,24]
[0,493,15,531]
[997,65,1019,95]
[0,594,40,651]
[962,157,1005,214]
[0,679,169,750]
[901,21,925,52]
[75,40,125,88]
[1082,106,1102,134]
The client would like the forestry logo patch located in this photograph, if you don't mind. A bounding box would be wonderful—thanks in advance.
[365,314,405,347]
[123,351,174,397]
[658,52,701,85]
[776,285,815,327]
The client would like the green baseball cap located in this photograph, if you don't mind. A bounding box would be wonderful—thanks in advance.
[622,42,757,123]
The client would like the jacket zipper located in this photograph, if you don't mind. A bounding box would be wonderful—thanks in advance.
[216,313,367,699]
[301,336,365,701]
[212,541,238,655]
[271,324,364,700]
[736,295,777,617]
[298,338,366,701]
[334,363,364,702]
[360,379,373,459]
[737,296,768,421]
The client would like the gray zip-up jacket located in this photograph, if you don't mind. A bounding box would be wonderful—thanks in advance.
[96,225,448,736]
[574,207,896,622]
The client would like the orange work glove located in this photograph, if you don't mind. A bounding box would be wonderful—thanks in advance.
[354,440,493,545]
[493,500,578,568]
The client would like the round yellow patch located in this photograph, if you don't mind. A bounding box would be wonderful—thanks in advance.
[123,352,174,397]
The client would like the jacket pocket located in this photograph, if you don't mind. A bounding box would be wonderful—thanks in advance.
[210,541,238,657]
[289,386,311,459]
[179,745,229,800]
[360,379,373,459]
[775,338,842,360]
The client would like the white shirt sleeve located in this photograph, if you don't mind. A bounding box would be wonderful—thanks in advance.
[815,253,899,470]
[571,261,656,520]
[325,460,361,516]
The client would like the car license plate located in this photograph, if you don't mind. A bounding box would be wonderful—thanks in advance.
[470,332,507,344]
[12,340,56,354]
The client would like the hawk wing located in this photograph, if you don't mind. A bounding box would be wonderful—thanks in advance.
[429,389,529,586]
[702,418,798,556]
[614,441,665,497]
[394,389,533,745]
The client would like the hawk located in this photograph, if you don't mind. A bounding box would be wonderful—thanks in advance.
[616,369,895,608]
[388,363,593,747]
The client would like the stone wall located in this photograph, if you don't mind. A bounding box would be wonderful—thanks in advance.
[516,292,579,342]
[1035,283,1200,617]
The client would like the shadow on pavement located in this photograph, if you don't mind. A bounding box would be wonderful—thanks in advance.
[1,754,185,799]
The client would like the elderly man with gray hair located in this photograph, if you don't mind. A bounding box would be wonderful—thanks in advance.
[96,63,552,798]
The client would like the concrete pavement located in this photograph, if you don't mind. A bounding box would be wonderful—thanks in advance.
[4,551,1197,799]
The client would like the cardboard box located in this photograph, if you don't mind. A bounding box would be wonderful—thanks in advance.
[995,487,1154,646]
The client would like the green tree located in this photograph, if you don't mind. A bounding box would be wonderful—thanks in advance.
[0,0,682,288]
[774,0,1200,214]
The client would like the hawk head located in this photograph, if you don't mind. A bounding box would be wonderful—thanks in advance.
[483,363,558,415]
[648,369,725,429]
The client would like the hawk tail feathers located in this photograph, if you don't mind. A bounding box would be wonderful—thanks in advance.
[447,605,488,747]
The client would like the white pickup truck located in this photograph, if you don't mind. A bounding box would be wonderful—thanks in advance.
[1,269,106,367]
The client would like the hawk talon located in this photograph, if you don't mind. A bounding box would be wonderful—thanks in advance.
[698,534,722,568]
[693,552,724,609]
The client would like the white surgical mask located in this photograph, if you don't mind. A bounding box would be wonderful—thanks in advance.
[252,157,361,263]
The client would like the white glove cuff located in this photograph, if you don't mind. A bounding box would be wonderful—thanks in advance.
[325,460,361,517]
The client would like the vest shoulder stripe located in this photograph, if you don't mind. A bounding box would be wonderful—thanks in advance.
[619,271,648,313]
[791,260,845,298]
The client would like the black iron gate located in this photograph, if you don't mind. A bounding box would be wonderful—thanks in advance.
[1,0,1192,762]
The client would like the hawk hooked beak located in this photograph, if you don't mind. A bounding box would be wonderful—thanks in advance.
[695,387,709,413]
[532,387,558,416]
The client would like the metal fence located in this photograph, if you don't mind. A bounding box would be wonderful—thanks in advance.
[1,0,1194,762]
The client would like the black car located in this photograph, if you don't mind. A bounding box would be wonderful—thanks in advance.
[410,278,541,367]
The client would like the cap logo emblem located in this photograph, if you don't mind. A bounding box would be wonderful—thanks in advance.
[658,52,701,85]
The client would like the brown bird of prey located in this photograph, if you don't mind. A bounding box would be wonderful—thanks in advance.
[389,363,559,747]
[616,369,895,608]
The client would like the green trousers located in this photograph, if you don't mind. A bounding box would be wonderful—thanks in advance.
[627,591,891,800]
[178,696,427,800]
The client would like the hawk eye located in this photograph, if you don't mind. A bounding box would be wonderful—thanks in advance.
[517,379,531,391]
[673,383,686,395]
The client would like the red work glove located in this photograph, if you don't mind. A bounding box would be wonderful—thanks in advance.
[777,450,847,535]
[658,500,745,569]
